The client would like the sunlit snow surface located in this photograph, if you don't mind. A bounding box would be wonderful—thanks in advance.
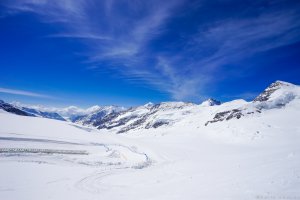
[1,89,300,199]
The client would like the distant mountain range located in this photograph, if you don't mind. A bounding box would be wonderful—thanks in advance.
[0,100,65,121]
[1,80,299,133]
[20,107,66,121]
[0,100,34,117]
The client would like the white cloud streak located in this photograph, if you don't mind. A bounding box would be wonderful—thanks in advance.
[0,87,52,98]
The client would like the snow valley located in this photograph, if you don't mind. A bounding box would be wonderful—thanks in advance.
[0,80,300,200]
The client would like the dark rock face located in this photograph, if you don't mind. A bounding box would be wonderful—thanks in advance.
[205,107,264,126]
[205,109,243,126]
[0,100,33,116]
[117,117,147,133]
[226,109,243,120]
[145,120,169,129]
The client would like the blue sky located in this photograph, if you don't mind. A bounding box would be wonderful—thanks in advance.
[0,0,300,107]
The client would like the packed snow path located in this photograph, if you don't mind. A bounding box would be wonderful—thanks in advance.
[0,148,88,155]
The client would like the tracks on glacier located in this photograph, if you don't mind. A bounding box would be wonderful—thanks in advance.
[0,148,88,155]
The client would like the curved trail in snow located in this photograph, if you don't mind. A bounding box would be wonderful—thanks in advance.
[74,143,152,194]
[0,137,152,167]
[0,134,153,195]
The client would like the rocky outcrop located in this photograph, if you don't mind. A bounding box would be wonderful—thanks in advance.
[253,81,293,102]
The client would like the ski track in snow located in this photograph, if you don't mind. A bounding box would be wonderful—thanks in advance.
[0,135,153,195]
[75,169,128,194]
[0,136,83,145]
[0,136,152,168]
[0,133,153,197]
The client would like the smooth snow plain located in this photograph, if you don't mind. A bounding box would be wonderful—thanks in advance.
[0,97,300,200]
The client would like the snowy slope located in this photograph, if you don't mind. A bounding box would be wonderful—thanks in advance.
[0,80,300,200]
[0,111,153,200]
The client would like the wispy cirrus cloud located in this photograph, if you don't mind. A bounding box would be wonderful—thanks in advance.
[0,87,52,98]
[149,1,300,100]
[2,0,180,58]
[191,8,300,71]
[0,0,184,76]
[1,0,300,101]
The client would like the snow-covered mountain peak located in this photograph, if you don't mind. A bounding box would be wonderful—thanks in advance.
[205,81,300,126]
[57,106,86,119]
[143,102,154,108]
[85,105,101,113]
[273,80,295,87]
[200,98,221,106]
[253,80,298,103]
[61,106,84,113]
[100,105,127,113]
[252,81,300,111]
[154,101,195,110]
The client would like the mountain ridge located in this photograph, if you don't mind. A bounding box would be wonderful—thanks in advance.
[1,80,299,133]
